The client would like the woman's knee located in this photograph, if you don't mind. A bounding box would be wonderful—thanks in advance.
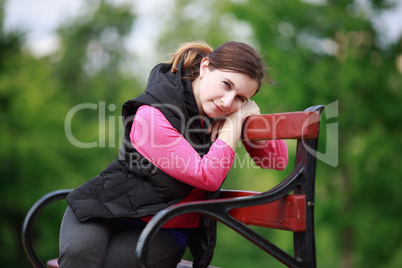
[59,207,111,267]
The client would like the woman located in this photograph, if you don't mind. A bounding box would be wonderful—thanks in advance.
[59,41,288,268]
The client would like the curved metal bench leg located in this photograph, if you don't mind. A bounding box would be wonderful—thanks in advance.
[21,189,73,268]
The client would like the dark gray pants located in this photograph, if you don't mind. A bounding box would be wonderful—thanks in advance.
[59,206,184,268]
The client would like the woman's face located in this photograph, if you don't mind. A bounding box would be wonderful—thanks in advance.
[194,58,259,118]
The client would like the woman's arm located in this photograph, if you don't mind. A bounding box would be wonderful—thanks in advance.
[215,100,261,152]
[242,139,288,170]
[209,100,288,170]
[131,105,235,191]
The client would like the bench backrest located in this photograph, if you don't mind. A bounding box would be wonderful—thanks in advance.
[134,105,325,267]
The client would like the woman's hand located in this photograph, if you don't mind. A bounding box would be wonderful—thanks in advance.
[208,101,260,142]
[213,101,261,151]
[233,100,261,123]
[207,118,225,142]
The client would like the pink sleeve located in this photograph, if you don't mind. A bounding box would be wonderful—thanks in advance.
[130,105,235,191]
[242,139,289,170]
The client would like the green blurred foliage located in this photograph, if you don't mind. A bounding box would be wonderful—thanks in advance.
[1,0,401,267]
[0,0,138,266]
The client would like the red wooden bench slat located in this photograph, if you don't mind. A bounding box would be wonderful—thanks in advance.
[220,190,306,232]
[242,111,320,140]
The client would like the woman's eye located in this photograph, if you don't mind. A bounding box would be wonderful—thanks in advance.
[223,81,231,88]
[237,96,246,102]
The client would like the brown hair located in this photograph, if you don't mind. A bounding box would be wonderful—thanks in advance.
[168,41,272,94]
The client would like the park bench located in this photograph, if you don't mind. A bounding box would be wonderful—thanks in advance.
[22,104,324,268]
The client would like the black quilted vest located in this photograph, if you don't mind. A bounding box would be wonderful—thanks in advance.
[67,62,214,221]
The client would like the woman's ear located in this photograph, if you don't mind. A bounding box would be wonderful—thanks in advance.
[199,58,210,78]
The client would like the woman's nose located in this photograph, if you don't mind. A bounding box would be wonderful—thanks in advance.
[221,92,235,107]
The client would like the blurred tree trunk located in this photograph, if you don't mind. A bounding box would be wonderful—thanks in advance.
[341,171,352,268]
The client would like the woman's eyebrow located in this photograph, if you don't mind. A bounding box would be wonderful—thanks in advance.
[224,77,236,89]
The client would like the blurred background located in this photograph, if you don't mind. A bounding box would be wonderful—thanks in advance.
[1,0,401,267]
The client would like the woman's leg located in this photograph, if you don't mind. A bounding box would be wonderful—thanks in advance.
[103,228,184,268]
[58,206,113,268]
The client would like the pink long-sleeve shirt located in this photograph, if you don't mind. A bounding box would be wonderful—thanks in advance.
[130,105,288,228]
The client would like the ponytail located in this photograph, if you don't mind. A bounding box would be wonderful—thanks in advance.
[167,41,213,82]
